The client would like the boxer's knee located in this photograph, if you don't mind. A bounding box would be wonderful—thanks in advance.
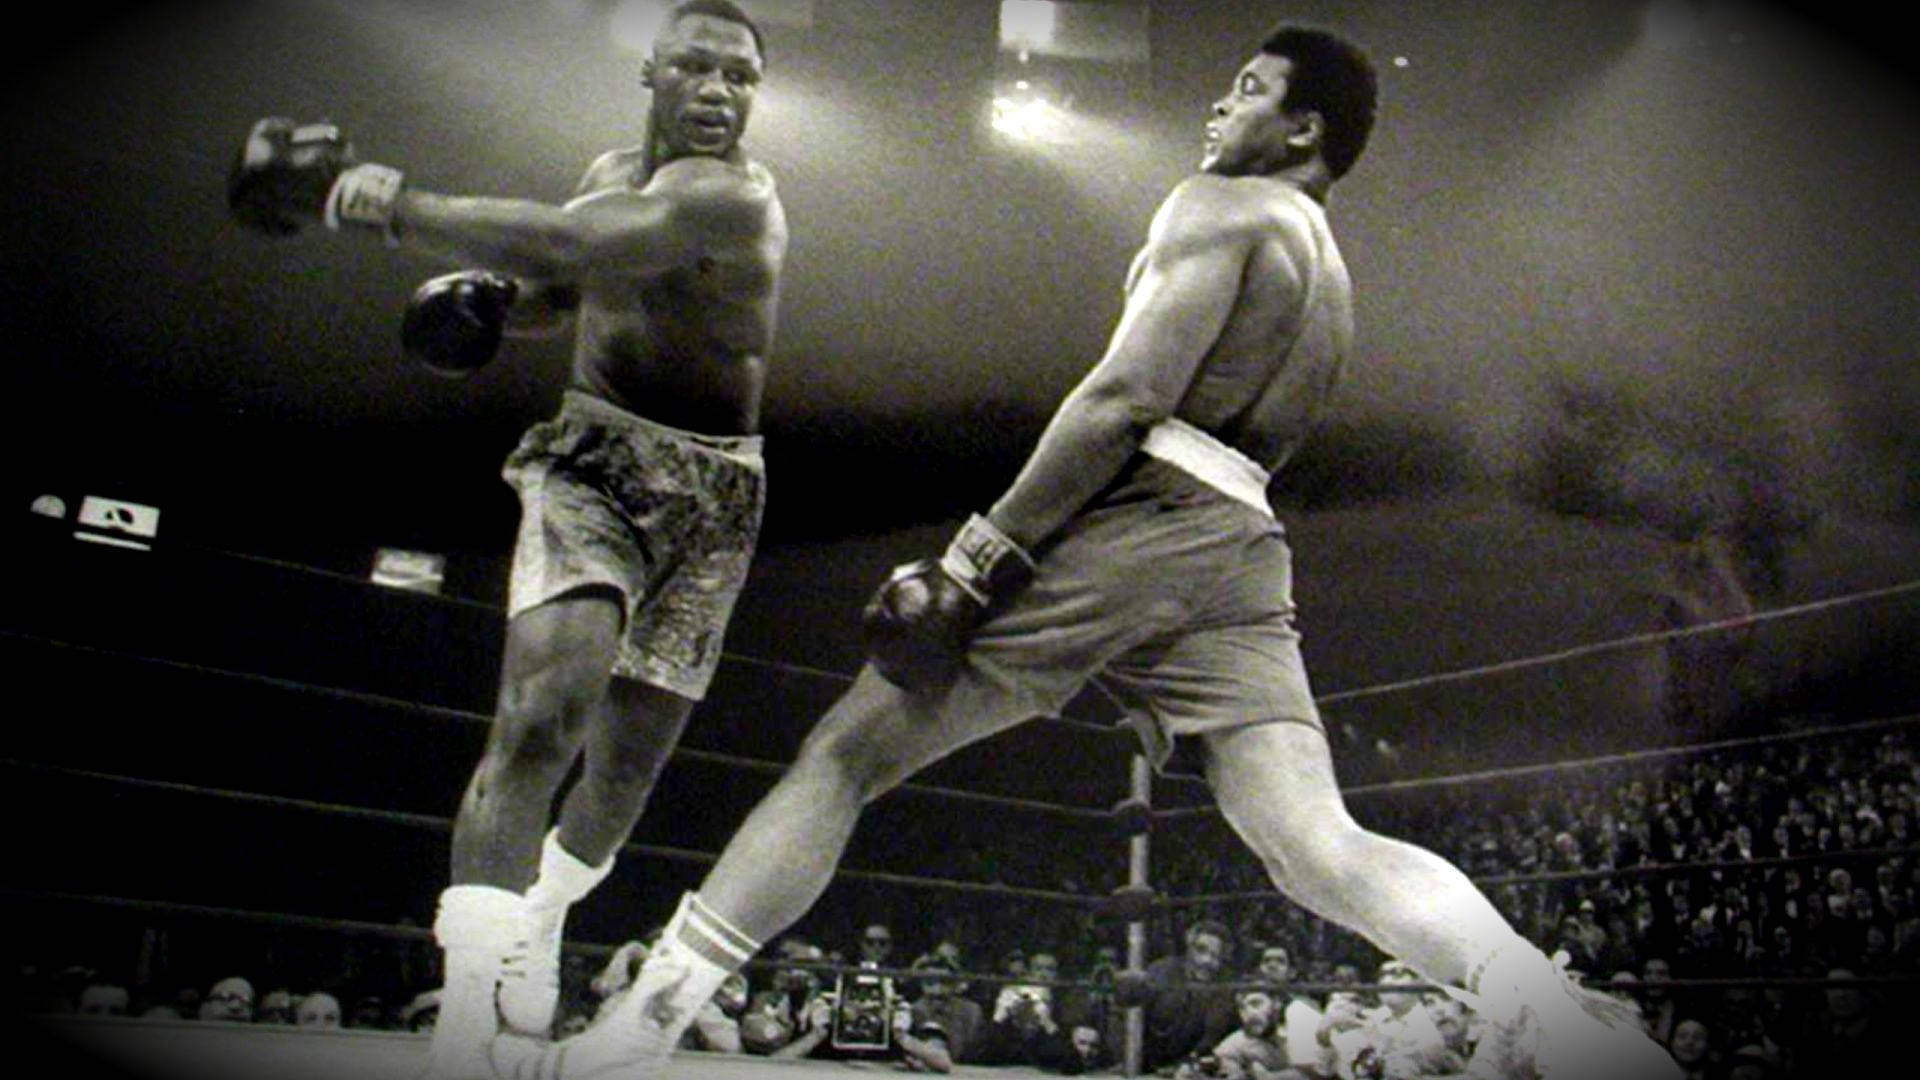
[488,590,623,772]
[792,674,933,802]
[485,663,606,779]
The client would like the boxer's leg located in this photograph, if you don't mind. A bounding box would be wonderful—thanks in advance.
[1203,722,1677,1080]
[430,592,621,1078]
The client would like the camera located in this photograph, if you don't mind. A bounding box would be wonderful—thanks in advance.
[830,973,895,1051]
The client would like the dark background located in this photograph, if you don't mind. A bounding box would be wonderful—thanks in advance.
[4,0,1920,953]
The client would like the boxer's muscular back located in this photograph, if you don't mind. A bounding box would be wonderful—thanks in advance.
[565,147,788,435]
[1164,180,1352,476]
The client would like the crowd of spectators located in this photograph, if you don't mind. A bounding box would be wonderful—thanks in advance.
[12,721,1914,1077]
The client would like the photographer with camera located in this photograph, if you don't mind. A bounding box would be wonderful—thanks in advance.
[972,951,1067,1067]
[759,954,952,1071]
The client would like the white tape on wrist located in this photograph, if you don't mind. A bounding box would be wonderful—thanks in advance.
[940,513,1034,602]
[324,163,405,244]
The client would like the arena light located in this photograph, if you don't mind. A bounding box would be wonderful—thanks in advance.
[991,92,1068,143]
[1000,1,1059,52]
[999,0,1148,62]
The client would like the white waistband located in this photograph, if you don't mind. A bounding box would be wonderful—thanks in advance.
[1140,418,1273,516]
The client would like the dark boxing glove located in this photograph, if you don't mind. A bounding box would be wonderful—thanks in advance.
[862,514,1036,693]
[227,118,405,241]
[401,271,520,377]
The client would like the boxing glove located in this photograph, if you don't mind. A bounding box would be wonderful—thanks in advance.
[861,514,1035,693]
[227,117,404,240]
[400,271,520,377]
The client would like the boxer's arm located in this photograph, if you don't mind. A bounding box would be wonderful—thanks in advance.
[491,152,626,338]
[392,157,773,282]
[986,177,1264,551]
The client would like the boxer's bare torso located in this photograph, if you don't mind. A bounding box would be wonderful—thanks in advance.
[561,149,786,435]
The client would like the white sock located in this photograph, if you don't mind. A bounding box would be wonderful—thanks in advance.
[430,885,524,1062]
[1455,936,1556,1025]
[618,892,758,1038]
[525,829,616,910]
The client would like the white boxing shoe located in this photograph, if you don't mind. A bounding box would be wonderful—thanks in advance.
[497,904,566,1037]
[487,959,692,1080]
[1531,956,1682,1080]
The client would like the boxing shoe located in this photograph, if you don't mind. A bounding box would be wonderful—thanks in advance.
[1528,955,1681,1080]
[496,904,566,1037]
[488,954,692,1080]
[1463,1004,1540,1080]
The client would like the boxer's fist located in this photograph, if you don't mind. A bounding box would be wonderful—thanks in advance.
[227,118,404,239]
[401,270,519,377]
[862,514,1034,694]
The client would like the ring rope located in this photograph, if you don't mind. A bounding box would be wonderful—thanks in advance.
[13,887,1915,1004]
[0,629,1113,821]
[1153,710,1920,811]
[1153,710,1920,812]
[1158,843,1920,908]
[1313,577,1920,707]
[0,758,1098,905]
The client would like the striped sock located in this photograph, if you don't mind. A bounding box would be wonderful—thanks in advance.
[615,892,760,1042]
[667,892,760,970]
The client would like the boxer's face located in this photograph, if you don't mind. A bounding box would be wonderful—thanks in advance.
[645,14,764,159]
[1203,52,1307,176]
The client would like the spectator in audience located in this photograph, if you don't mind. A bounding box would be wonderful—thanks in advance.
[770,969,952,1071]
[347,994,389,1030]
[1327,959,1465,1080]
[1319,960,1367,1020]
[858,921,897,971]
[740,940,831,1055]
[1793,966,1896,1076]
[1049,1021,1114,1076]
[1668,1017,1716,1080]
[1053,945,1122,1052]
[1724,1043,1781,1080]
[974,952,1066,1068]
[910,954,984,1063]
[199,976,255,1023]
[1249,942,1323,1069]
[76,982,130,1017]
[1140,920,1239,1073]
[1185,988,1311,1080]
[256,987,296,1025]
[1637,955,1681,1046]
[296,991,342,1028]
[401,989,441,1033]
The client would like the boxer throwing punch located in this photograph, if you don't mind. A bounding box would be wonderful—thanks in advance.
[506,20,1679,1080]
[226,4,786,1077]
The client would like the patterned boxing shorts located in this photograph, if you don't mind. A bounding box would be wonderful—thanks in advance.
[501,391,765,700]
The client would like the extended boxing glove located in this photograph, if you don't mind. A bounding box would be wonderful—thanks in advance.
[227,118,405,241]
[861,514,1035,693]
[400,271,520,378]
